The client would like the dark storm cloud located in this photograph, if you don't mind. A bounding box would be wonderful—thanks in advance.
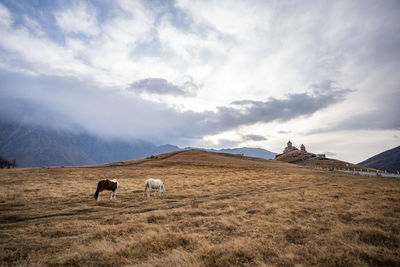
[0,73,352,143]
[207,80,352,132]
[128,78,198,96]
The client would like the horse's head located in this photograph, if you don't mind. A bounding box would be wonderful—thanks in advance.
[160,184,165,194]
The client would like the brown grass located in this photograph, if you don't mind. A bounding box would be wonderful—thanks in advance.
[0,150,399,266]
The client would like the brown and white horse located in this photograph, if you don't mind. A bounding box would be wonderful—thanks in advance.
[94,179,120,201]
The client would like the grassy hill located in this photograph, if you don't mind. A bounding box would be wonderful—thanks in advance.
[275,150,377,172]
[1,150,399,266]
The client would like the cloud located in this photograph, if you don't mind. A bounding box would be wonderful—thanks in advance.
[217,139,240,148]
[22,15,45,36]
[241,134,267,141]
[214,134,267,148]
[210,82,352,131]
[0,71,352,144]
[0,2,12,28]
[308,90,400,134]
[175,0,271,40]
[128,78,198,96]
[54,1,99,36]
[277,130,291,134]
[0,0,162,87]
[0,3,91,78]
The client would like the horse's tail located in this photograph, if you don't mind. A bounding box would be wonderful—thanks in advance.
[94,181,102,200]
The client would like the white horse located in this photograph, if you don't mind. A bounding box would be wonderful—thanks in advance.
[144,178,165,197]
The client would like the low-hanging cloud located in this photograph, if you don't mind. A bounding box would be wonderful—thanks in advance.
[0,72,352,144]
[128,78,198,96]
[242,134,267,141]
[215,134,268,149]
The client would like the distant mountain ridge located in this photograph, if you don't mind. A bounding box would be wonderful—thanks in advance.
[0,121,276,167]
[358,146,400,173]
[0,121,158,167]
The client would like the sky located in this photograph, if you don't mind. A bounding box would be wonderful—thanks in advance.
[0,0,399,163]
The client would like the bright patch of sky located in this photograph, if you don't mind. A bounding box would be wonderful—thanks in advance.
[0,0,399,162]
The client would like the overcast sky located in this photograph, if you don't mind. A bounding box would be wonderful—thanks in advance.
[0,0,399,163]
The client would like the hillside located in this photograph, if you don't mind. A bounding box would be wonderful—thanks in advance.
[1,150,399,266]
[275,150,376,171]
[359,146,400,173]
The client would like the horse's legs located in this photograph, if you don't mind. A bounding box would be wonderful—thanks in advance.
[97,191,101,201]
[112,189,118,200]
[146,188,150,197]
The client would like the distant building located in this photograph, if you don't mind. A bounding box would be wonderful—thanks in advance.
[300,144,306,152]
[283,140,298,153]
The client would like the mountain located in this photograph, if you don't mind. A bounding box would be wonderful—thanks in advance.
[0,121,276,167]
[358,146,400,173]
[150,144,181,155]
[0,121,161,167]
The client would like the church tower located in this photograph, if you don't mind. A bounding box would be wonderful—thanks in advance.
[300,144,306,152]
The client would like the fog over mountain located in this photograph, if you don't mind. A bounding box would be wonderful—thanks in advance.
[0,72,351,144]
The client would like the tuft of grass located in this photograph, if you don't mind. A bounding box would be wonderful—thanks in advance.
[199,239,260,266]
[284,226,310,245]
[355,228,399,248]
[147,214,167,224]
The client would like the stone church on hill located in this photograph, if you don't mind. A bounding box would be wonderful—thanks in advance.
[283,141,307,153]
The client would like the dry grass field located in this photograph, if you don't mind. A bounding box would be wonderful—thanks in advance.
[1,150,399,266]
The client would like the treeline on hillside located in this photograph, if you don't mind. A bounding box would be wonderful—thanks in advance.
[0,156,17,168]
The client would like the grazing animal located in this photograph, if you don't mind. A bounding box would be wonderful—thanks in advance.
[144,178,165,197]
[94,179,119,201]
